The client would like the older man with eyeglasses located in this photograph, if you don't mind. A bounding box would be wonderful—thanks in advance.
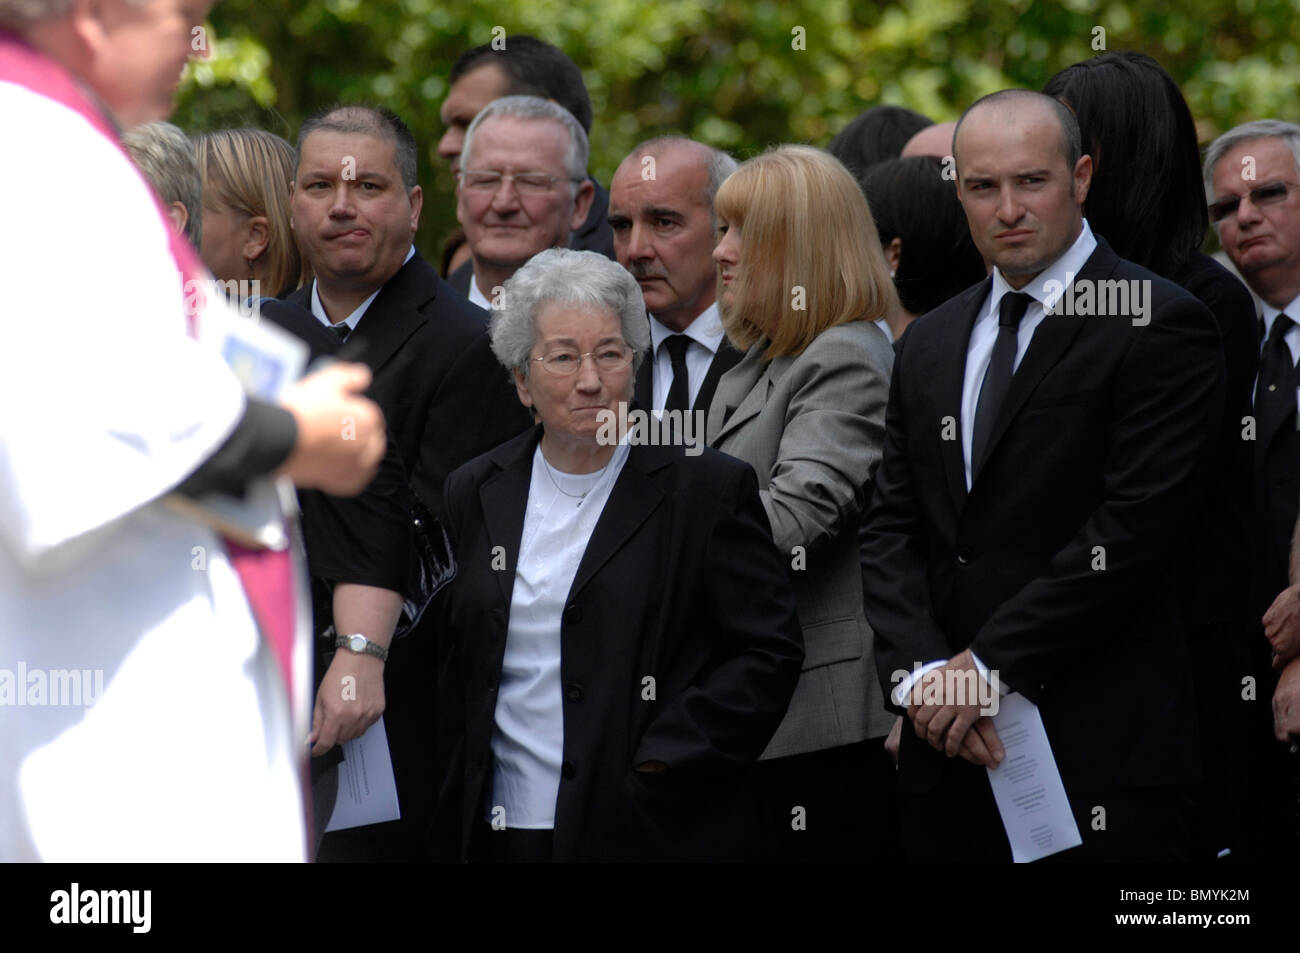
[455,96,598,312]
[431,248,804,862]
[1205,121,1300,805]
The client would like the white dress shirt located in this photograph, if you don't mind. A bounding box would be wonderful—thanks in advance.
[892,219,1098,707]
[960,219,1098,490]
[1256,293,1300,404]
[648,303,725,412]
[468,271,492,311]
[310,245,416,332]
[487,442,631,828]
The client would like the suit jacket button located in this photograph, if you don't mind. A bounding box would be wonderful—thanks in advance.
[566,683,584,702]
[561,760,577,780]
[956,551,971,565]
[563,604,583,624]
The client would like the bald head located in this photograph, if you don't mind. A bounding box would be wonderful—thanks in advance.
[609,137,737,331]
[952,89,1091,289]
[954,90,1081,173]
[618,137,738,213]
[902,121,957,159]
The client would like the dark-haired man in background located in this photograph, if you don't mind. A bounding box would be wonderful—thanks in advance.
[438,33,613,270]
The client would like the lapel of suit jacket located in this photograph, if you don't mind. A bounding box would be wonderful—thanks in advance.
[567,443,669,602]
[345,254,438,376]
[477,426,541,610]
[693,339,743,415]
[937,278,991,514]
[970,241,1113,488]
[707,342,774,445]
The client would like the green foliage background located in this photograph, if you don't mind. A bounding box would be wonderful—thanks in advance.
[172,0,1300,259]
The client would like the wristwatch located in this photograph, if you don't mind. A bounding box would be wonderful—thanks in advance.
[334,632,389,663]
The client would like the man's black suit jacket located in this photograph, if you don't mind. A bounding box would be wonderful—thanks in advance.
[257,297,411,600]
[632,327,743,417]
[286,251,531,522]
[860,237,1225,800]
[448,177,616,293]
[436,427,804,861]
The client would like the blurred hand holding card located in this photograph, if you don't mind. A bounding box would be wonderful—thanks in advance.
[165,304,309,548]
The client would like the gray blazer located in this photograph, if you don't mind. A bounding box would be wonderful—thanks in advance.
[708,320,895,758]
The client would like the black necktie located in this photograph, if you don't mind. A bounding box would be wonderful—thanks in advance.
[971,291,1032,479]
[330,322,351,344]
[1257,313,1298,454]
[663,335,692,413]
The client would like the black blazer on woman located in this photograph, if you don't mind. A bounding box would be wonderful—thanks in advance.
[435,426,804,861]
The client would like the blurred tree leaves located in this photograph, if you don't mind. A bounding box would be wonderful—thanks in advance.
[171,0,1300,259]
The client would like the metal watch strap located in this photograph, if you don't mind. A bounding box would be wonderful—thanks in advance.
[334,633,389,662]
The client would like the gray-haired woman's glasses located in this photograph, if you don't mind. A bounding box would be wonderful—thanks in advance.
[532,344,634,376]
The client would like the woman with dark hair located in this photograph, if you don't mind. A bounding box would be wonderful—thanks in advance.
[828,104,933,178]
[1045,51,1260,861]
[860,155,988,338]
[1044,52,1211,277]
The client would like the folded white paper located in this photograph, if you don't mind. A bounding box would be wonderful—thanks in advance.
[986,692,1083,862]
[326,716,402,832]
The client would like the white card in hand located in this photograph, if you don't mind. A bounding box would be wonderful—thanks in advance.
[195,299,307,400]
[325,717,401,832]
[986,692,1084,862]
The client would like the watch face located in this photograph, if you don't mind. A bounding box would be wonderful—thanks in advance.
[348,634,367,653]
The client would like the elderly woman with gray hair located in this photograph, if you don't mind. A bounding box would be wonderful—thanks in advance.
[432,248,803,862]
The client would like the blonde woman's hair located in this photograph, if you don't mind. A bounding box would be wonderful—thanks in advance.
[194,128,309,297]
[713,145,898,358]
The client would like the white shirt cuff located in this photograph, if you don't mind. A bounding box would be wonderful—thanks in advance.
[891,659,948,708]
[891,653,1011,709]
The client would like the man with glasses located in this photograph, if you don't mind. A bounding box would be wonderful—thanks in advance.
[455,97,596,311]
[437,34,614,271]
[1205,121,1300,831]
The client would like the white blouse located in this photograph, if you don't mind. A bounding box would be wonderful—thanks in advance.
[486,441,631,829]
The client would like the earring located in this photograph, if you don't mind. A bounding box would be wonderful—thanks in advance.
[246,258,256,281]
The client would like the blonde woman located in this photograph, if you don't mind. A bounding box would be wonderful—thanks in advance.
[195,128,309,298]
[708,145,899,861]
